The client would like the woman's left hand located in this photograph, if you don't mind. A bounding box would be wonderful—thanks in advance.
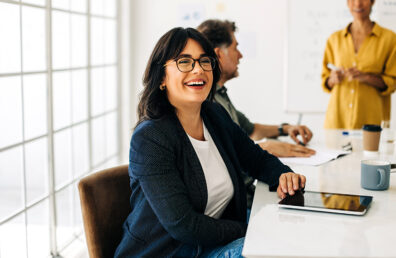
[345,67,387,91]
[345,67,371,83]
[277,172,306,199]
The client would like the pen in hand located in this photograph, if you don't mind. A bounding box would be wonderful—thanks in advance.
[298,141,306,146]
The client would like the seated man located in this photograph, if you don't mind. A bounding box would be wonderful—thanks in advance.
[197,19,316,158]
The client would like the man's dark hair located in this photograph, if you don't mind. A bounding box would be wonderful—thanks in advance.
[197,19,236,48]
[137,27,221,125]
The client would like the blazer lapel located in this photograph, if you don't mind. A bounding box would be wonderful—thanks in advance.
[201,108,242,197]
[172,114,208,213]
[201,102,247,220]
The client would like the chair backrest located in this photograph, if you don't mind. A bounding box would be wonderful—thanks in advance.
[78,165,131,258]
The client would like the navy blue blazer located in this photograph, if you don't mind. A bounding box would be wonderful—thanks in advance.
[114,101,292,257]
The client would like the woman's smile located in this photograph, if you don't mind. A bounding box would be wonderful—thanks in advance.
[184,78,207,90]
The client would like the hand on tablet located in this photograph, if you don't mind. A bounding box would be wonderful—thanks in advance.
[277,172,306,199]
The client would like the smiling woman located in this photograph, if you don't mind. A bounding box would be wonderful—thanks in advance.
[162,40,215,114]
[114,27,306,257]
[136,28,220,125]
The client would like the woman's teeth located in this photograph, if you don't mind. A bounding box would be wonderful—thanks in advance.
[187,81,204,86]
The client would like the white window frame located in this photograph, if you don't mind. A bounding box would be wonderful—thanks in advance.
[0,0,123,256]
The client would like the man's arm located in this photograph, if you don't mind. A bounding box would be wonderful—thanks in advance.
[249,123,279,140]
[250,123,313,144]
[234,105,315,156]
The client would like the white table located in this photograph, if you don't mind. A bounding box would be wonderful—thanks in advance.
[243,131,396,258]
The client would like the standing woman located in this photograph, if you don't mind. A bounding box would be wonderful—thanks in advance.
[322,0,396,129]
[114,27,305,257]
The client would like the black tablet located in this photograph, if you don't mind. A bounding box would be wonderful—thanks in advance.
[278,190,373,216]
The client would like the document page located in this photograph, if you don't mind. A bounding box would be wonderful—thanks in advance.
[279,148,351,166]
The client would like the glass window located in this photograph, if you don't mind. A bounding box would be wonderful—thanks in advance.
[105,66,117,111]
[53,71,72,130]
[72,69,88,123]
[71,0,87,13]
[72,123,89,178]
[104,0,116,17]
[106,112,118,157]
[56,185,74,249]
[52,10,70,69]
[0,3,20,74]
[52,0,70,11]
[54,129,73,189]
[91,67,105,116]
[25,137,49,205]
[105,19,117,64]
[71,14,87,68]
[22,6,46,72]
[105,156,119,168]
[0,0,120,256]
[0,147,24,222]
[22,0,45,6]
[91,116,105,166]
[90,0,104,16]
[27,200,50,257]
[73,181,83,233]
[0,76,22,148]
[91,17,104,66]
[23,73,47,140]
[0,214,27,257]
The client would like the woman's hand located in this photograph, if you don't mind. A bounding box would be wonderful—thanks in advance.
[345,67,387,91]
[277,172,306,199]
[345,67,364,81]
[327,69,345,89]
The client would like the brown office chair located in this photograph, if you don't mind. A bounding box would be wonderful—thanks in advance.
[78,164,131,258]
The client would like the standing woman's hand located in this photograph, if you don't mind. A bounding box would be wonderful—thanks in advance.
[326,69,345,89]
[277,172,306,199]
[345,67,364,81]
[344,67,387,91]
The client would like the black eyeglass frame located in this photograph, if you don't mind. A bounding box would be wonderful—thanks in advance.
[164,56,216,73]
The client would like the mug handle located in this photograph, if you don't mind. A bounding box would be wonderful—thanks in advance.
[376,168,386,188]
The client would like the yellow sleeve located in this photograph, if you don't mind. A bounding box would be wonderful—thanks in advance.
[321,38,334,93]
[380,42,396,96]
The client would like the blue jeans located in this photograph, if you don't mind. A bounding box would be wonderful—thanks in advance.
[174,237,245,258]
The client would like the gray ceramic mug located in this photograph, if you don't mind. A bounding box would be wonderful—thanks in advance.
[361,160,390,190]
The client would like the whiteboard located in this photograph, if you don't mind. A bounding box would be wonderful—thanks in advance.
[375,0,396,32]
[283,0,396,114]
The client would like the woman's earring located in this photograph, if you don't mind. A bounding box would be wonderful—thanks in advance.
[159,84,166,91]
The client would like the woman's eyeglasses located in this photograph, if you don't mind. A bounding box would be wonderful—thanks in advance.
[165,56,216,73]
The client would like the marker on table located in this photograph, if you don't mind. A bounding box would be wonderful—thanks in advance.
[342,130,362,136]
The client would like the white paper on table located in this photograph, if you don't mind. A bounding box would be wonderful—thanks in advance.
[279,148,351,166]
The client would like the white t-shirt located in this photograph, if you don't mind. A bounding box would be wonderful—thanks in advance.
[187,123,234,219]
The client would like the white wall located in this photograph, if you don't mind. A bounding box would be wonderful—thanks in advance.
[127,0,395,142]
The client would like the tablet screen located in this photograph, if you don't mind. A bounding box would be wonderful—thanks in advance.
[278,190,373,215]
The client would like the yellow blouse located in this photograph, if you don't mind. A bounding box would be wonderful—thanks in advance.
[321,23,396,129]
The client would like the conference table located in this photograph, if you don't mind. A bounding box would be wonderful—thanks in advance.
[242,130,396,258]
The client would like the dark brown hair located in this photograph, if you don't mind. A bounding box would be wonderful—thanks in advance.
[197,19,237,48]
[137,27,221,125]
